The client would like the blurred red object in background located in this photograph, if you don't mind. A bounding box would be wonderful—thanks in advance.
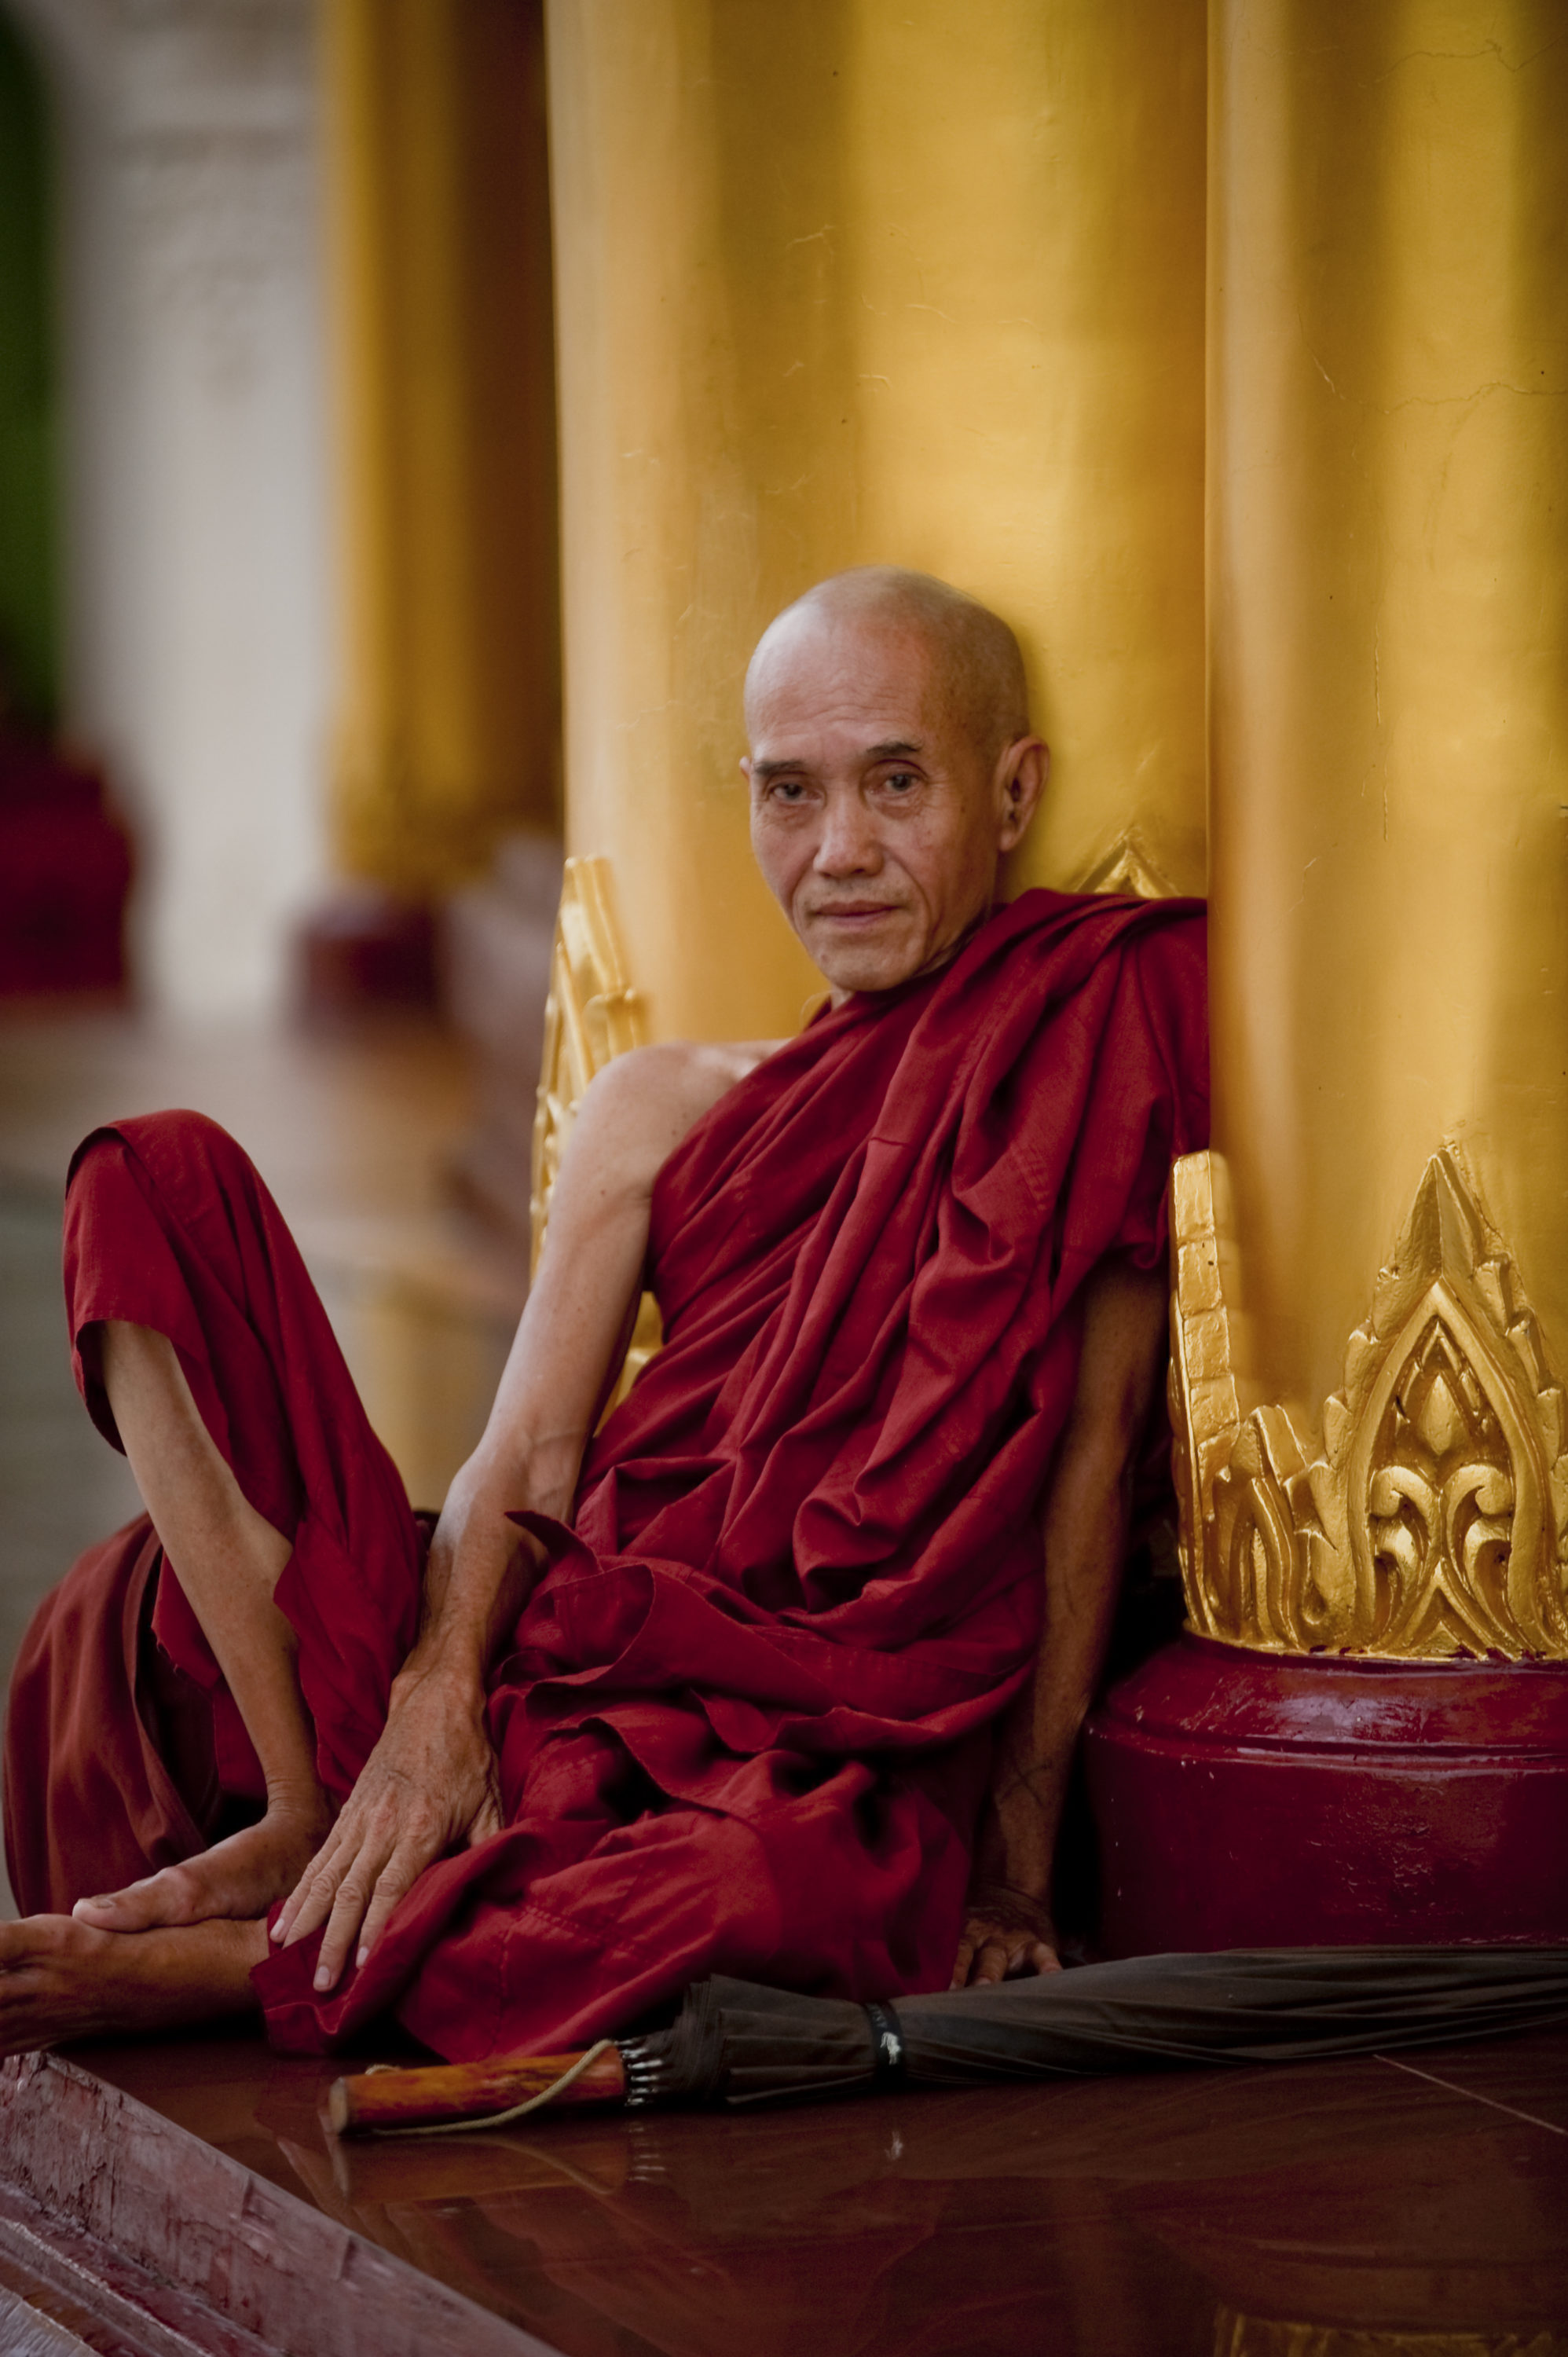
[0,724,133,999]
[295,886,439,1022]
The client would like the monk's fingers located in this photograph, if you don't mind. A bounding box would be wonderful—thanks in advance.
[313,1787,456,1987]
[351,1845,430,1969]
[280,1804,396,1952]
[273,1815,360,1945]
[310,1829,402,1992]
[951,1911,1004,1987]
[969,1934,1014,1986]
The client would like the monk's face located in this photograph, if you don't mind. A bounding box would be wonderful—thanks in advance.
[742,614,1046,995]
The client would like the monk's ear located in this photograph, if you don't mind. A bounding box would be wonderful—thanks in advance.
[996,737,1048,850]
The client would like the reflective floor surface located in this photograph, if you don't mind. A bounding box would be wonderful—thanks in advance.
[75,2025,1568,2357]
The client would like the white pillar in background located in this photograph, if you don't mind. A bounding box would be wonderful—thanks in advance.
[13,0,332,1019]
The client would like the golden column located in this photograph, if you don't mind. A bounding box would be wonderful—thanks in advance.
[1091,0,1568,1955]
[545,0,1207,1043]
[1188,0,1568,1659]
[324,0,561,895]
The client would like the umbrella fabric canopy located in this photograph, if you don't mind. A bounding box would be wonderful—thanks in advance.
[618,1947,1568,2109]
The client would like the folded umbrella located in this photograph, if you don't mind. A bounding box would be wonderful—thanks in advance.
[329,1946,1568,2134]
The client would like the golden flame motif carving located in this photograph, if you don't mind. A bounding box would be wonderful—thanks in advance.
[1170,1149,1568,1659]
[1214,2311,1567,2357]
[529,854,647,1269]
[1078,829,1179,900]
[530,854,661,1402]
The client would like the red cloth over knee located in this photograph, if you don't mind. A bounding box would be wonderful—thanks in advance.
[5,1520,215,1915]
[4,1112,423,1912]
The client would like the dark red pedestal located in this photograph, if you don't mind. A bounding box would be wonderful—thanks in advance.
[1084,1633,1568,1954]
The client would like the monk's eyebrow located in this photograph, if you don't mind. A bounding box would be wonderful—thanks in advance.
[750,738,925,781]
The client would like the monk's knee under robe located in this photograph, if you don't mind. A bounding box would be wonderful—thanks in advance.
[4,1109,423,1915]
[5,889,1207,2063]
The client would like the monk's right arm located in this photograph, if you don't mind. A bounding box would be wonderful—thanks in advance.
[408,1041,767,1670]
[273,1039,776,1987]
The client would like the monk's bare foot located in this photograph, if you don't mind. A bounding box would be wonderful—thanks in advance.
[71,1791,332,1933]
[0,1915,266,2055]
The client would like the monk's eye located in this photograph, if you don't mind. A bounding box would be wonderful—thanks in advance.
[883,771,920,794]
[770,779,808,803]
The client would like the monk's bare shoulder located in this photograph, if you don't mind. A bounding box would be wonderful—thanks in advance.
[572,1039,785,1197]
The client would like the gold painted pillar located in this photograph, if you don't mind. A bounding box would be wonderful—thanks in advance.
[1191,1,1568,1655]
[545,0,1207,1043]
[324,0,560,895]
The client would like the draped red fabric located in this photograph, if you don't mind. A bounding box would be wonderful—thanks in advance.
[4,889,1206,2062]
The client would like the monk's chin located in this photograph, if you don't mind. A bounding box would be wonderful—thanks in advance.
[805,936,924,996]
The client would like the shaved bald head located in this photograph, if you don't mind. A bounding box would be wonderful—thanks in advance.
[742,566,1049,996]
[746,567,1031,766]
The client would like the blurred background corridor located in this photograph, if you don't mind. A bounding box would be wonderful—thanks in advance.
[0,0,566,1908]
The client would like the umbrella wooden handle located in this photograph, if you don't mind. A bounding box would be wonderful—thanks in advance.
[328,2044,628,2136]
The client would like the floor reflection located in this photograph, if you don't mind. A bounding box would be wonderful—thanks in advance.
[79,2029,1568,2357]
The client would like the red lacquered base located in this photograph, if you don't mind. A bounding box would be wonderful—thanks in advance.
[1084,1633,1568,1954]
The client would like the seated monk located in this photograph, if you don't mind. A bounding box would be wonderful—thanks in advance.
[0,567,1207,2060]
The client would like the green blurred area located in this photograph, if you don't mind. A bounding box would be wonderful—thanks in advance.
[0,8,57,727]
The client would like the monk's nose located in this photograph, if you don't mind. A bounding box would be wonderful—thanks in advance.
[814,796,881,876]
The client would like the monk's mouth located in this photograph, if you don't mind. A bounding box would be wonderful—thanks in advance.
[809,904,903,925]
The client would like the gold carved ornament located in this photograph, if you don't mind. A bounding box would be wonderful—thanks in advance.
[530,855,662,1406]
[1076,830,1179,900]
[1214,2310,1566,2357]
[1169,1148,1568,1660]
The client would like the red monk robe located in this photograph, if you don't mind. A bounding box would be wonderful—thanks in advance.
[4,889,1207,2062]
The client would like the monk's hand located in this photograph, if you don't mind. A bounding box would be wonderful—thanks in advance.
[950,1882,1061,1988]
[270,1659,501,1992]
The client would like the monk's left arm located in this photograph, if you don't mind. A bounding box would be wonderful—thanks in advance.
[951,1253,1168,1987]
[273,1039,780,1989]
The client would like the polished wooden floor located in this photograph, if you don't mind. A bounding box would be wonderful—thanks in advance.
[68,2021,1568,2355]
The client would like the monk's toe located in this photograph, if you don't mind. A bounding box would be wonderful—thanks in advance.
[72,1868,196,1931]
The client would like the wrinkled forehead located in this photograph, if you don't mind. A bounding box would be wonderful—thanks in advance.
[745,608,954,743]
